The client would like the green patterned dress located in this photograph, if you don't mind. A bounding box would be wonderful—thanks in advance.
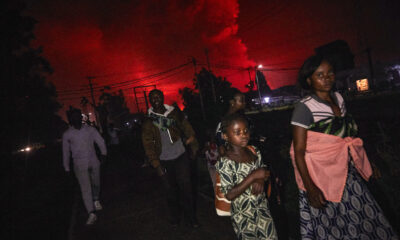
[216,146,277,240]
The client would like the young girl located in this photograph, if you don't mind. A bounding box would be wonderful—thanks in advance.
[216,113,277,240]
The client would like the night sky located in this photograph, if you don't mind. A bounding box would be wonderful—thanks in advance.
[22,0,400,114]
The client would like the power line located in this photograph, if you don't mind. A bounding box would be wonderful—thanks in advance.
[57,61,192,95]
[95,61,192,88]
[197,62,299,72]
[259,67,299,72]
[57,64,192,101]
[57,60,297,102]
[57,65,192,97]
[261,59,304,67]
[82,67,164,79]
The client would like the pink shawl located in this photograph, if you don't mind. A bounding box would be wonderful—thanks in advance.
[290,131,372,202]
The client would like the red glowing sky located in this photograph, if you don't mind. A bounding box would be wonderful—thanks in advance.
[23,0,400,114]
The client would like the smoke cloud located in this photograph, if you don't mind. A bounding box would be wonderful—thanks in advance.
[25,0,400,114]
[27,0,255,111]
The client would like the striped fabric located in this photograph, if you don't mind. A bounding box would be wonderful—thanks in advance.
[291,92,346,129]
[302,92,345,122]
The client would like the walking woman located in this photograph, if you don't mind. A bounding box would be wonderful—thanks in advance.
[290,55,398,239]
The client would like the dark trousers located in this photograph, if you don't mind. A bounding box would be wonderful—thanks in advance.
[161,153,196,222]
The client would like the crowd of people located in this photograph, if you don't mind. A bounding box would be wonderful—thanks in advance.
[62,54,398,239]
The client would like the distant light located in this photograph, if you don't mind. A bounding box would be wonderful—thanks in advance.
[392,64,400,71]
[258,64,263,69]
[88,112,92,115]
[14,143,45,155]
[264,97,270,103]
[356,79,369,91]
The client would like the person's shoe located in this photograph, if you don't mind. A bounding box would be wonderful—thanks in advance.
[94,200,103,211]
[86,212,97,225]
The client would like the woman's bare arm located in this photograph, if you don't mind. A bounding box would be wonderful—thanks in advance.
[293,125,326,208]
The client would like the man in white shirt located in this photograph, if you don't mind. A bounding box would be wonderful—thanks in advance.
[63,108,107,225]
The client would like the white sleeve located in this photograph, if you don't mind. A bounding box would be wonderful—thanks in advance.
[92,127,107,155]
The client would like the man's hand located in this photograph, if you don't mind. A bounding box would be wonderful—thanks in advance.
[185,136,195,145]
[157,165,170,189]
[251,179,264,195]
[156,165,166,176]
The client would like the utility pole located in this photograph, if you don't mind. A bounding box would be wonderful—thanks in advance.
[192,57,206,120]
[205,48,217,103]
[254,67,263,109]
[87,76,96,109]
[133,87,139,112]
[143,90,149,110]
[87,76,102,132]
[133,85,156,113]
[366,47,375,90]
[247,68,252,83]
[247,67,254,91]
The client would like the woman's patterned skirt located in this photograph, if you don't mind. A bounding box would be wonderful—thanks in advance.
[299,164,398,240]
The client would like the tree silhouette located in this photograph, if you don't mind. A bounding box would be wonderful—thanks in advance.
[179,68,233,143]
[2,3,64,151]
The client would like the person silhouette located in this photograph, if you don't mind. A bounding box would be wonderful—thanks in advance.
[63,108,107,225]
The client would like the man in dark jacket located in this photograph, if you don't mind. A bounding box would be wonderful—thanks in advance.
[141,89,199,228]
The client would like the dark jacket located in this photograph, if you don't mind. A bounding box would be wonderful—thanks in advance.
[141,104,199,168]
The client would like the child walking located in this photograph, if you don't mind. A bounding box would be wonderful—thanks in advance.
[216,113,277,240]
